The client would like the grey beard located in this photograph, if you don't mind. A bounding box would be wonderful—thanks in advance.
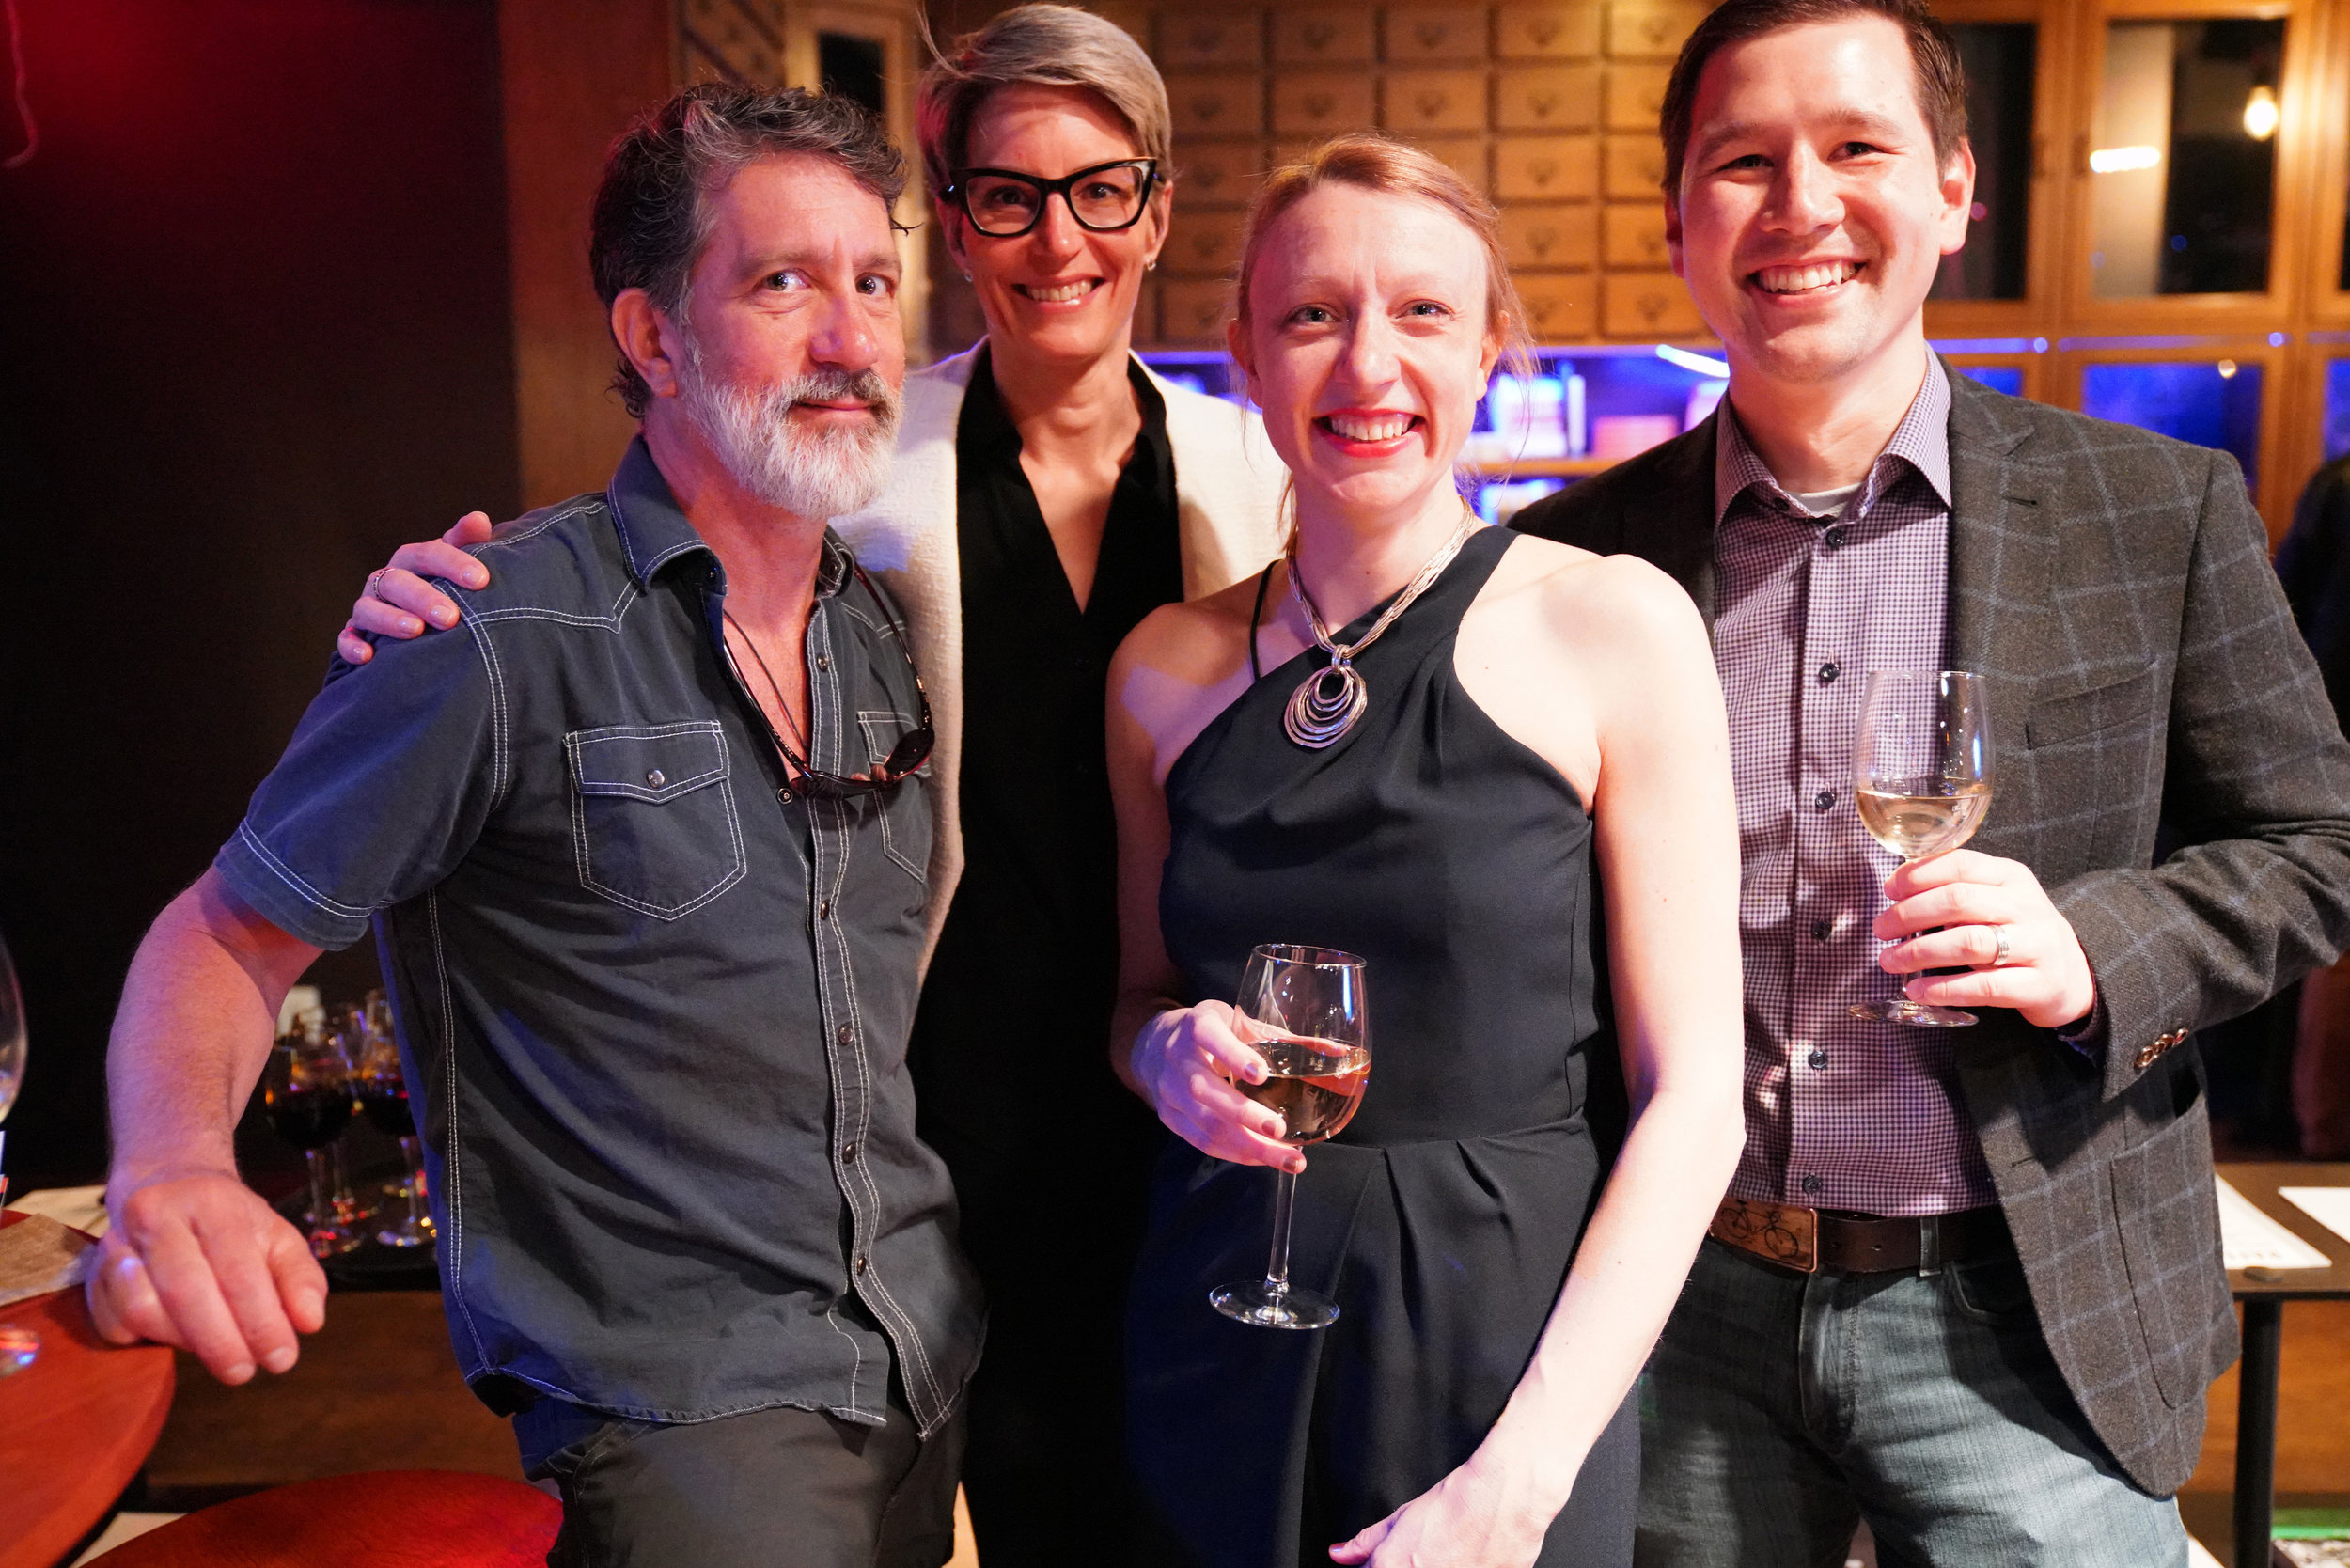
[679,360,901,522]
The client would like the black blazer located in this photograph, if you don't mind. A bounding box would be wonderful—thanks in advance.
[1512,365,2350,1496]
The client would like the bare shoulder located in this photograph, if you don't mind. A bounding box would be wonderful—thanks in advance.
[1111,572,1261,691]
[1482,533,1705,653]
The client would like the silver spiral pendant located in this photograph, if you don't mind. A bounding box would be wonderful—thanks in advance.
[1285,658,1369,748]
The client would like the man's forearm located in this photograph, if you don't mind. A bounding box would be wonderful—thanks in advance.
[106,870,321,1198]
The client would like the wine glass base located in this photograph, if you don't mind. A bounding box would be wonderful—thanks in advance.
[1850,999,1979,1027]
[306,1224,364,1259]
[0,1325,40,1376]
[375,1222,433,1248]
[1210,1279,1339,1330]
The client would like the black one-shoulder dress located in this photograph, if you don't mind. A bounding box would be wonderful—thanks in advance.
[1127,524,1637,1568]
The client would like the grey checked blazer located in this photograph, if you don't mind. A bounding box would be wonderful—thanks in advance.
[1512,365,2350,1496]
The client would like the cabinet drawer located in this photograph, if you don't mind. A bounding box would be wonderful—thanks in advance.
[1496,3,1599,59]
[1501,203,1597,270]
[1496,65,1600,132]
[1603,133,1665,196]
[1515,275,1598,341]
[1175,141,1269,207]
[1408,135,1490,195]
[1168,74,1265,138]
[1274,72,1377,136]
[1495,134,1598,199]
[1385,5,1490,61]
[1167,208,1246,276]
[1603,202,1671,268]
[1274,8,1375,64]
[1161,280,1235,343]
[1384,70,1489,134]
[1605,63,1671,131]
[1158,11,1262,69]
[1606,0,1706,59]
[1602,272,1705,337]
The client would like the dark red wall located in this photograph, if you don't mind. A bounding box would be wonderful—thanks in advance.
[0,0,520,1185]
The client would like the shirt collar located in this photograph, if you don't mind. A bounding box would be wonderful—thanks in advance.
[605,433,853,596]
[1713,353,1953,524]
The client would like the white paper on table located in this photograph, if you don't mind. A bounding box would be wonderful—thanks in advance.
[2217,1176,2332,1270]
[2280,1186,2350,1250]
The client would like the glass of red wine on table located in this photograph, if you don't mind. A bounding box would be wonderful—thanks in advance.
[264,1022,364,1258]
[354,1001,431,1248]
[1210,944,1372,1331]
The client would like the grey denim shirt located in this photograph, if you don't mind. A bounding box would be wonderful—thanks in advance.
[216,438,981,1435]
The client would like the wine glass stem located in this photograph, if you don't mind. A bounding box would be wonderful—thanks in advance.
[1262,1168,1299,1298]
[400,1136,429,1228]
[304,1148,333,1242]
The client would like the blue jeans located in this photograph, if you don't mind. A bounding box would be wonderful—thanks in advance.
[1637,1240,2190,1568]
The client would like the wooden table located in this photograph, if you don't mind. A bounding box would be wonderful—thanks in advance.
[2219,1162,2350,1568]
[0,1211,176,1568]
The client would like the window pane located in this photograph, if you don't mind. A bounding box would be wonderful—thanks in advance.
[2079,360,2262,484]
[2324,358,2350,462]
[819,33,886,118]
[1933,24,2034,302]
[2089,19,2282,297]
[1955,364,2025,397]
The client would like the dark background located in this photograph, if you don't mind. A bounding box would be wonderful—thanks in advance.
[0,0,519,1187]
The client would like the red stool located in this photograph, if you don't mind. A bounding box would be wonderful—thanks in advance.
[84,1471,561,1567]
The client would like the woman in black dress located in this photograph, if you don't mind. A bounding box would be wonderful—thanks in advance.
[1106,136,1746,1567]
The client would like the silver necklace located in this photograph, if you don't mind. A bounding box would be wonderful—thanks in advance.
[1282,510,1477,748]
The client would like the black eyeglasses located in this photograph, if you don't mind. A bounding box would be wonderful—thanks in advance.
[947,158,1160,238]
[730,560,934,800]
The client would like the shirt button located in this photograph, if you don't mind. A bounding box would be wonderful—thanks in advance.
[854,1255,869,1276]
[646,769,666,788]
[815,655,832,672]
[1818,662,1841,684]
[818,900,832,919]
[841,1143,858,1163]
[1811,918,1833,941]
[838,1025,854,1045]
[1809,1048,1829,1070]
[1800,1174,1824,1198]
[1824,525,1849,549]
[1814,790,1836,811]
[777,787,794,804]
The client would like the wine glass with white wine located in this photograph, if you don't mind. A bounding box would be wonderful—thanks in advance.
[1210,945,1371,1331]
[1850,669,1994,1027]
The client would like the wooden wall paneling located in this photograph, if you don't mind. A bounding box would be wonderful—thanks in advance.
[1604,0,1706,59]
[1161,279,1236,343]
[1603,133,1666,198]
[1516,274,1602,340]
[1604,61,1671,132]
[1167,205,1247,276]
[1158,9,1265,69]
[682,0,786,82]
[1411,135,1495,195]
[2295,0,2350,323]
[1496,134,1600,200]
[1385,69,1493,134]
[1169,72,1269,138]
[500,0,673,509]
[1496,64,1602,132]
[1604,270,1706,337]
[1502,203,1599,269]
[1385,4,1493,62]
[1603,201,1670,268]
[1086,2,1156,44]
[1174,140,1273,205]
[1274,72,1379,137]
[1274,7,1378,63]
[1496,3,1602,59]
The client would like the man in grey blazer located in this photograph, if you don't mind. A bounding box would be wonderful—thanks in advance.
[1512,0,2350,1560]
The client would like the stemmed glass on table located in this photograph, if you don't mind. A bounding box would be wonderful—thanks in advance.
[0,931,39,1374]
[264,1019,363,1258]
[1210,945,1372,1331]
[353,999,431,1248]
[1849,669,1995,1028]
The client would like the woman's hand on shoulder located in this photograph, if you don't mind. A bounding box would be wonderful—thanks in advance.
[337,512,496,665]
[1128,1003,1306,1172]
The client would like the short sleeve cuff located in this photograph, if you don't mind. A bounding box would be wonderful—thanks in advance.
[213,821,379,951]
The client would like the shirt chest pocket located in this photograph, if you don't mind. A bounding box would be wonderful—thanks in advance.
[566,722,748,918]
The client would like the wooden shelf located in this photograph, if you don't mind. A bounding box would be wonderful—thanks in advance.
[1462,456,1622,478]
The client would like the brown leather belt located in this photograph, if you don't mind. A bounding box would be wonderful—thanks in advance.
[1709,1196,2012,1275]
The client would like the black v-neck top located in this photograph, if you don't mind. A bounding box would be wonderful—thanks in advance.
[907,347,1184,1158]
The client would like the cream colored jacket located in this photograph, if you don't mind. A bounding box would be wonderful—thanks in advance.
[833,343,1290,966]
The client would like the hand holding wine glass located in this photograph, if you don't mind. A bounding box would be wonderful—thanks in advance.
[1210,945,1371,1331]
[1850,670,1993,1027]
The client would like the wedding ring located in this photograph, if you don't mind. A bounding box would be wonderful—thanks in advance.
[1992,925,2013,966]
[365,569,388,602]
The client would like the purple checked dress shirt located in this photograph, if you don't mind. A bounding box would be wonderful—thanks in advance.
[1712,357,1998,1215]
